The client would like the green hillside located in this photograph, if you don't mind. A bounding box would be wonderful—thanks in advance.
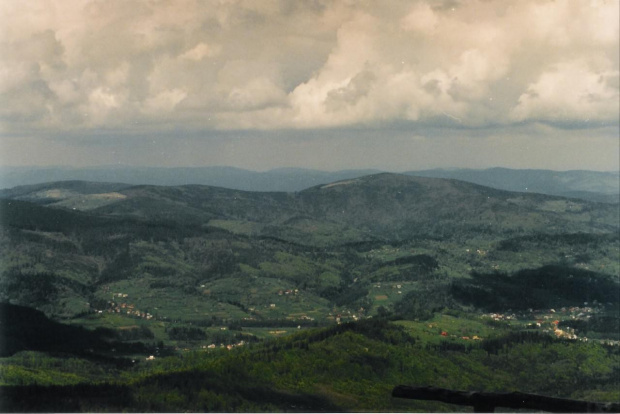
[0,173,618,411]
[1,317,618,412]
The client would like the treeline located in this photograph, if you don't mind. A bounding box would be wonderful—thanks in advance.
[243,319,415,360]
[2,317,619,412]
[422,331,560,354]
[229,318,322,328]
[498,232,619,252]
[480,331,557,355]
[0,272,60,308]
[0,199,108,233]
[167,326,207,341]
[383,254,439,269]
[392,278,456,321]
[559,315,620,339]
[97,325,155,342]
[0,303,149,359]
[3,228,80,254]
[0,383,133,413]
[0,370,341,412]
[451,265,619,312]
[0,198,235,257]
[287,319,415,348]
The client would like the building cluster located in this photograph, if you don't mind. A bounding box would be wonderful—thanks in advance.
[551,324,579,340]
[438,330,483,340]
[277,289,299,296]
[201,340,246,351]
[327,309,366,324]
[372,283,403,294]
[464,248,487,256]
[482,312,517,321]
[482,306,610,343]
[483,306,599,324]
[93,293,154,320]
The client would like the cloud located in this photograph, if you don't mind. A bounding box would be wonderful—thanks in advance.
[0,0,617,136]
[511,60,619,124]
[180,43,221,61]
[400,2,438,34]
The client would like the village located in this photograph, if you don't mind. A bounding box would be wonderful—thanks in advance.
[89,284,619,359]
[481,305,610,343]
[92,292,155,321]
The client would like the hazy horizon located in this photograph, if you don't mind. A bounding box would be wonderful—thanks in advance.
[2,164,620,174]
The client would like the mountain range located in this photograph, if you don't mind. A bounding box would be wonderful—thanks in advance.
[2,173,617,244]
[1,172,619,412]
[1,166,618,203]
[1,172,618,319]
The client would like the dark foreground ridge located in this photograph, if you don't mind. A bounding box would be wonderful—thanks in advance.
[392,385,620,413]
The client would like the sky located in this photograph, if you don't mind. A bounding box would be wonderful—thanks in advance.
[0,0,618,172]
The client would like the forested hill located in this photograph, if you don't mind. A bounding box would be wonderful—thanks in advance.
[405,168,620,203]
[2,173,618,243]
[294,173,618,239]
[1,173,619,412]
[1,172,617,320]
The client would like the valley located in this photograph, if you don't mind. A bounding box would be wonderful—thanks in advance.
[0,173,618,412]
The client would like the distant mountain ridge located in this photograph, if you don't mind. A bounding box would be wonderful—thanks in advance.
[404,168,620,203]
[2,173,618,245]
[1,166,617,202]
[0,166,380,193]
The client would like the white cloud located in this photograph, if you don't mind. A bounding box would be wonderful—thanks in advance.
[180,43,221,61]
[511,60,620,123]
[0,0,617,135]
[400,2,438,34]
[144,88,187,113]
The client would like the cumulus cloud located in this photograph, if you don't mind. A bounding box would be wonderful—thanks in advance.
[0,0,617,135]
[511,60,619,123]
